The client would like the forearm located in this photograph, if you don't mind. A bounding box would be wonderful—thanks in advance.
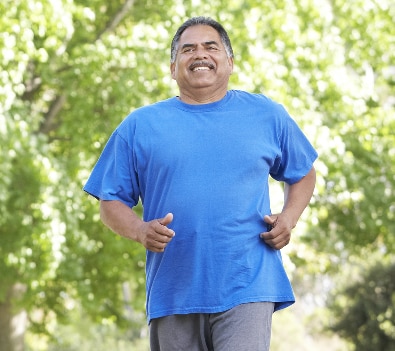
[282,166,316,227]
[99,200,175,252]
[100,200,144,243]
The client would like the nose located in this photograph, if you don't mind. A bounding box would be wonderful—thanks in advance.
[193,46,208,59]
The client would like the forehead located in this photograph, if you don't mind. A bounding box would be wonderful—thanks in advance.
[178,25,222,45]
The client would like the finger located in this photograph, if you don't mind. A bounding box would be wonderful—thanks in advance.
[262,236,286,250]
[159,212,174,227]
[260,223,279,239]
[262,229,290,249]
[148,244,165,253]
[263,215,276,225]
[147,235,171,252]
[271,237,290,250]
[152,241,167,252]
[155,213,175,238]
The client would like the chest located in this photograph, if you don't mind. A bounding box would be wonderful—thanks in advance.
[133,111,280,174]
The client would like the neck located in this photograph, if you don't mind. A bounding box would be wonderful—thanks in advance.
[178,87,228,105]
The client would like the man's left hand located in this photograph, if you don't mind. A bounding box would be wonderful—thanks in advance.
[260,214,293,250]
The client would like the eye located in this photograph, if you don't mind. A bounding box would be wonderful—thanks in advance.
[182,47,195,53]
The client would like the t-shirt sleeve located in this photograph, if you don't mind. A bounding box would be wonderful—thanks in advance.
[83,129,140,208]
[269,107,318,184]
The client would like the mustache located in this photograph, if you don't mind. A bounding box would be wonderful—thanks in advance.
[189,61,215,70]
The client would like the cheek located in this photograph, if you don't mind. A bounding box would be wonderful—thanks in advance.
[170,61,186,79]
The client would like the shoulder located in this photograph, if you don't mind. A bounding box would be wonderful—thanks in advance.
[228,90,290,121]
[117,97,178,128]
[129,97,177,118]
[229,90,285,111]
[114,98,183,142]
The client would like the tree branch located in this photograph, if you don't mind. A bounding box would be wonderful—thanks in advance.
[37,0,135,136]
[21,60,42,102]
[95,0,135,41]
[39,94,66,135]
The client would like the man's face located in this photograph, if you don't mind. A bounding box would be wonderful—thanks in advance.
[170,25,234,98]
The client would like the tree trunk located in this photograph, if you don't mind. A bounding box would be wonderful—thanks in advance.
[0,284,27,351]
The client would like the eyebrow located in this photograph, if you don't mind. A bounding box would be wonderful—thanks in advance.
[181,41,220,49]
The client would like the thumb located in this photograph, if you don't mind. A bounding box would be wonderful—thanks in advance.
[263,214,277,225]
[159,212,174,227]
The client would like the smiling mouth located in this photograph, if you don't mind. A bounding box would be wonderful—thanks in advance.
[189,61,215,72]
[193,67,210,71]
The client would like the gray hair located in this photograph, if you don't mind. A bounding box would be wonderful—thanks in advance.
[170,17,234,63]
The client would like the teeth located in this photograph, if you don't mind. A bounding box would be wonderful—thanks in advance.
[193,67,210,71]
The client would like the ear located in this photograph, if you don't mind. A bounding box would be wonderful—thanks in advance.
[170,62,176,80]
[228,57,234,74]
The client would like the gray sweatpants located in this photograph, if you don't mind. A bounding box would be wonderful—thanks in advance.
[149,302,275,351]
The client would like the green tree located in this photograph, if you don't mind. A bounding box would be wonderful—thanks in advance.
[328,259,395,351]
[302,0,395,259]
[1,0,394,350]
[1,0,173,349]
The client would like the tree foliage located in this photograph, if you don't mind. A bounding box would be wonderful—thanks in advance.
[302,0,395,260]
[1,0,394,350]
[328,259,395,351]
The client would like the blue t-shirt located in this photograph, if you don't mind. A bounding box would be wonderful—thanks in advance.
[83,90,318,322]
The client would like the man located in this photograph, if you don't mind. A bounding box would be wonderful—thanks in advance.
[84,16,317,351]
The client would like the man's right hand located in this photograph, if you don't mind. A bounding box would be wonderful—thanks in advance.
[100,200,175,253]
[137,213,175,252]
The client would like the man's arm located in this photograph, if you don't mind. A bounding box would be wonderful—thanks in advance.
[260,166,316,249]
[100,200,175,253]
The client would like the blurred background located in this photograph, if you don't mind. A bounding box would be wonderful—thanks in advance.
[1,0,394,350]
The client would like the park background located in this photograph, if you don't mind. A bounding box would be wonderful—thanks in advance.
[1,0,394,350]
